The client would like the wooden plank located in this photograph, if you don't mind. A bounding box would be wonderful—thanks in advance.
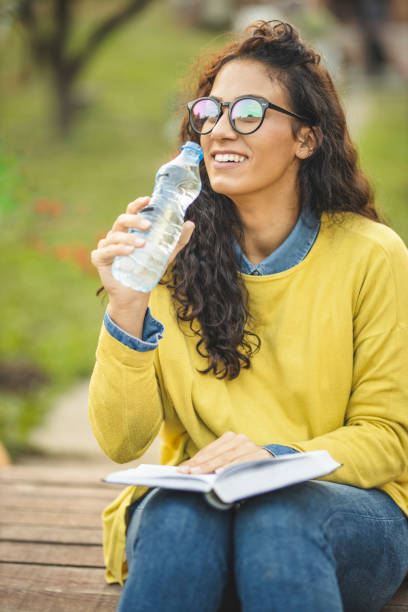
[0,562,118,592]
[0,588,119,612]
[0,562,121,612]
[1,494,114,513]
[0,465,122,487]
[383,603,408,610]
[0,524,102,544]
[0,541,104,567]
[0,508,102,528]
[0,482,120,500]
[383,579,408,611]
[0,477,119,492]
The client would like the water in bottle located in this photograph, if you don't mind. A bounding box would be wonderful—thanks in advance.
[112,141,203,292]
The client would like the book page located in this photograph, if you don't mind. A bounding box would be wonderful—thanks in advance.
[103,464,216,493]
[213,451,341,503]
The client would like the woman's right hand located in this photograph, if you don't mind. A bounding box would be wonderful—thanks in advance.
[91,196,195,333]
[91,196,153,308]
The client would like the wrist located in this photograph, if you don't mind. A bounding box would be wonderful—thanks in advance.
[108,289,150,312]
[108,295,150,338]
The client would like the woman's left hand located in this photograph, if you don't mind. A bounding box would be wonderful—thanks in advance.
[177,431,272,474]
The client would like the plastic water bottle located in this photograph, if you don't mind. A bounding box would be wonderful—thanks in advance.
[112,141,203,292]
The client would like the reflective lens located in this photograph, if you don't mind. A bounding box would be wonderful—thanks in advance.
[231,98,263,133]
[189,97,266,135]
[190,99,219,134]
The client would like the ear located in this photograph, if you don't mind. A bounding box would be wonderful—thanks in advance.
[295,126,320,160]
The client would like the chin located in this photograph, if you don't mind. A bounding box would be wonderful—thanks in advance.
[208,176,246,198]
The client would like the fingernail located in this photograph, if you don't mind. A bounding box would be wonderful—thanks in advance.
[178,466,189,473]
[140,219,151,229]
[125,245,134,251]
[190,466,202,474]
[133,238,145,246]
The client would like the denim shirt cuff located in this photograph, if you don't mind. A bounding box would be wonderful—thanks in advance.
[262,444,299,457]
[104,308,164,352]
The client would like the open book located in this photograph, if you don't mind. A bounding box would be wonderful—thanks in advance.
[104,450,341,509]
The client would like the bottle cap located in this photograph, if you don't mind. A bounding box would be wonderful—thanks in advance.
[181,141,204,162]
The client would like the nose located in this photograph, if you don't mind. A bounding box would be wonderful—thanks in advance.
[211,106,237,140]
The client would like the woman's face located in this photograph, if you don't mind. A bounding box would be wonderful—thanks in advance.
[200,59,306,203]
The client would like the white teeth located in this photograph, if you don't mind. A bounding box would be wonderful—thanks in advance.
[214,153,246,163]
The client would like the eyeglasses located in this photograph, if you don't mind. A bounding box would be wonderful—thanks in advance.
[187,95,309,135]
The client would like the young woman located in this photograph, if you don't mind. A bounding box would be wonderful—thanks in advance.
[89,20,408,612]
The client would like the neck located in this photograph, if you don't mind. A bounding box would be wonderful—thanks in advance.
[233,184,300,265]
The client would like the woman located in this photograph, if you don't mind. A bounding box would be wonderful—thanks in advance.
[89,21,408,611]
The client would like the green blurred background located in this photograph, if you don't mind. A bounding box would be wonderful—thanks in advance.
[0,0,407,458]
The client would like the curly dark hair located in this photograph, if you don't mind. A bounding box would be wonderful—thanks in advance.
[165,20,381,380]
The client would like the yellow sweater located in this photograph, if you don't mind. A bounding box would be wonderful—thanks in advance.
[89,212,408,585]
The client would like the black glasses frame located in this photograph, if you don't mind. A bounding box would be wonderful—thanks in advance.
[187,95,309,135]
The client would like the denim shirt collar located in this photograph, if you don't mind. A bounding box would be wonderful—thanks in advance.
[234,206,321,275]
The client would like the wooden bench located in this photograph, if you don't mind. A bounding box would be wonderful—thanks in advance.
[0,463,121,611]
[0,464,407,611]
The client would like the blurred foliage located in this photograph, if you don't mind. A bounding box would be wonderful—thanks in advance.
[0,148,20,217]
[0,391,49,457]
[0,1,406,456]
[0,1,219,456]
[358,90,408,241]
[0,143,107,455]
[7,0,153,134]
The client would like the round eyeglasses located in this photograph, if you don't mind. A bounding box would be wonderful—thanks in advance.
[187,95,309,136]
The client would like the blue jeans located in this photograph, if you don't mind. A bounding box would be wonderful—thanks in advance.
[118,481,408,612]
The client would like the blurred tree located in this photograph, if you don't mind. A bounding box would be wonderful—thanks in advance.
[167,0,234,29]
[10,0,152,135]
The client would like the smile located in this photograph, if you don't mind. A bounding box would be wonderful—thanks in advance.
[213,153,247,163]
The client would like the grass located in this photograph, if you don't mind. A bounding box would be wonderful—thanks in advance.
[358,89,408,242]
[0,2,406,456]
